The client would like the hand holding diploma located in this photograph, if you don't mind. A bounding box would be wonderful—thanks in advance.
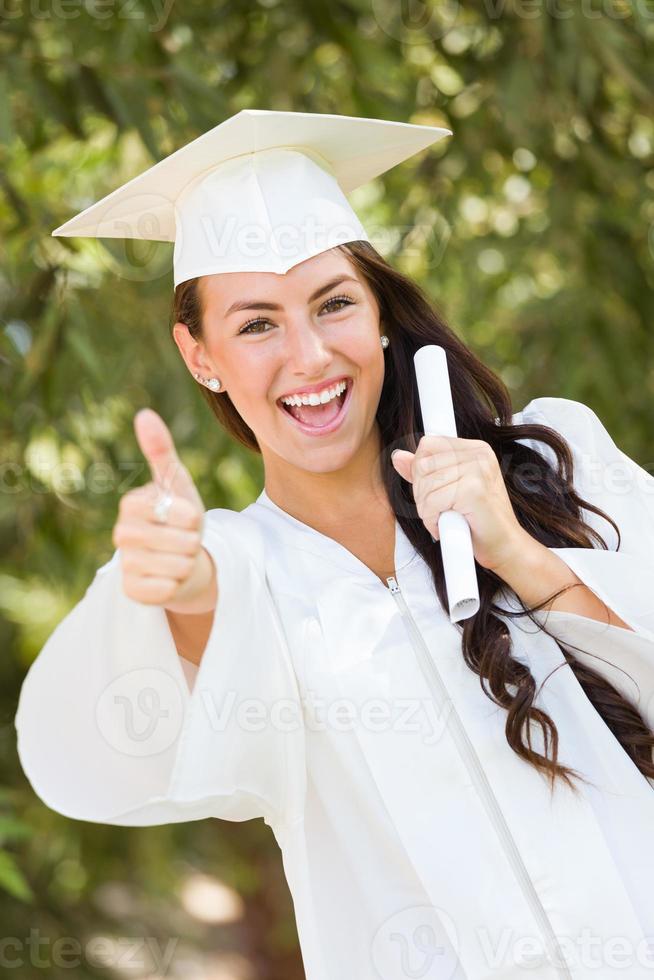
[391,345,522,622]
[111,409,216,613]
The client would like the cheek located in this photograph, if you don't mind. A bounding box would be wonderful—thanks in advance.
[214,352,275,421]
[346,328,384,370]
[231,381,274,425]
[362,339,387,388]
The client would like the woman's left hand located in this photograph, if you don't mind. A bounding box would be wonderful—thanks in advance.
[391,436,533,574]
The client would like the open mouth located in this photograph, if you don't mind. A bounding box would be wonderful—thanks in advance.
[277,378,353,436]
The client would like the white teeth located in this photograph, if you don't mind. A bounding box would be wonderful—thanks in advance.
[280,380,348,407]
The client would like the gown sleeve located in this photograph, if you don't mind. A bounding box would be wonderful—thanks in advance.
[516,396,654,728]
[14,508,305,829]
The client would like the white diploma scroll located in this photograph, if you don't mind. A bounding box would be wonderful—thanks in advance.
[414,345,480,623]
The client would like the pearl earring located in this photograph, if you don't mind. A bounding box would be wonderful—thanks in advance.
[193,373,222,392]
[381,335,389,349]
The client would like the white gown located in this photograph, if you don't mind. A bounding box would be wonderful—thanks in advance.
[14,396,654,980]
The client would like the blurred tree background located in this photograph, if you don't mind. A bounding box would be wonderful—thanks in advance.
[1,0,653,977]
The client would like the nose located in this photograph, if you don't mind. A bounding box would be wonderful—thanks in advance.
[284,318,332,379]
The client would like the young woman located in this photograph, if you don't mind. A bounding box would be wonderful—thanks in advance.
[16,239,654,980]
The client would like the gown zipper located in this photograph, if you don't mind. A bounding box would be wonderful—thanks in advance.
[386,575,573,980]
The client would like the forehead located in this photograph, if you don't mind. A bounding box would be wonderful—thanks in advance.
[200,249,363,317]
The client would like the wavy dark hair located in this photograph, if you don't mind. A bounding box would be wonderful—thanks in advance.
[171,239,654,795]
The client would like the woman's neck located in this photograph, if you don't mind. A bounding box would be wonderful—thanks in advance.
[262,427,394,535]
[263,451,398,584]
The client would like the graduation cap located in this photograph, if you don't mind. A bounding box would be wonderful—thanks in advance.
[52,109,452,288]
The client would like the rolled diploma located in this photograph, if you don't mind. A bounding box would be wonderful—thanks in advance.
[414,345,480,623]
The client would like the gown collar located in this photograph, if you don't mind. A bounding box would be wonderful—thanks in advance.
[251,487,419,580]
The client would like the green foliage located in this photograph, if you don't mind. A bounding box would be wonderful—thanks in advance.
[1,2,653,976]
[0,847,34,902]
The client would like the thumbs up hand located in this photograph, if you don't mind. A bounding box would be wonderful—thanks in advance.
[133,407,205,513]
[111,409,216,613]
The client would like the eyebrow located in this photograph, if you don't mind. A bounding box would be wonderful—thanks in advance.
[224,275,361,317]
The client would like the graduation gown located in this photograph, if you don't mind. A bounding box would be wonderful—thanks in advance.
[15,396,654,979]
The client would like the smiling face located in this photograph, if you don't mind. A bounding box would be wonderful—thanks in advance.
[172,248,388,502]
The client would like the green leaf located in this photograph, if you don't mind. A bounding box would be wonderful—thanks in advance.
[0,850,34,903]
[0,69,12,145]
[0,816,34,845]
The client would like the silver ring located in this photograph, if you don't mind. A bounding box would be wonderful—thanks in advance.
[153,490,174,524]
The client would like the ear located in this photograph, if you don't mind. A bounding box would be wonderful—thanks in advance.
[171,321,212,380]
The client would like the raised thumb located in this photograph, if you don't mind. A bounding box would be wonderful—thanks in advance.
[134,408,204,509]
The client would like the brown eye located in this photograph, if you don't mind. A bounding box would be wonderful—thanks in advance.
[321,295,354,313]
[238,318,272,335]
[238,295,354,335]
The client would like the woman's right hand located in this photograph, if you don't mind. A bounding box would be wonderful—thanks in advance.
[111,408,216,613]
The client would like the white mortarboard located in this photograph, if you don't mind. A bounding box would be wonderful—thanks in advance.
[52,109,452,288]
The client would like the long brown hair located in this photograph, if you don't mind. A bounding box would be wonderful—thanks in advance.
[171,240,654,795]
